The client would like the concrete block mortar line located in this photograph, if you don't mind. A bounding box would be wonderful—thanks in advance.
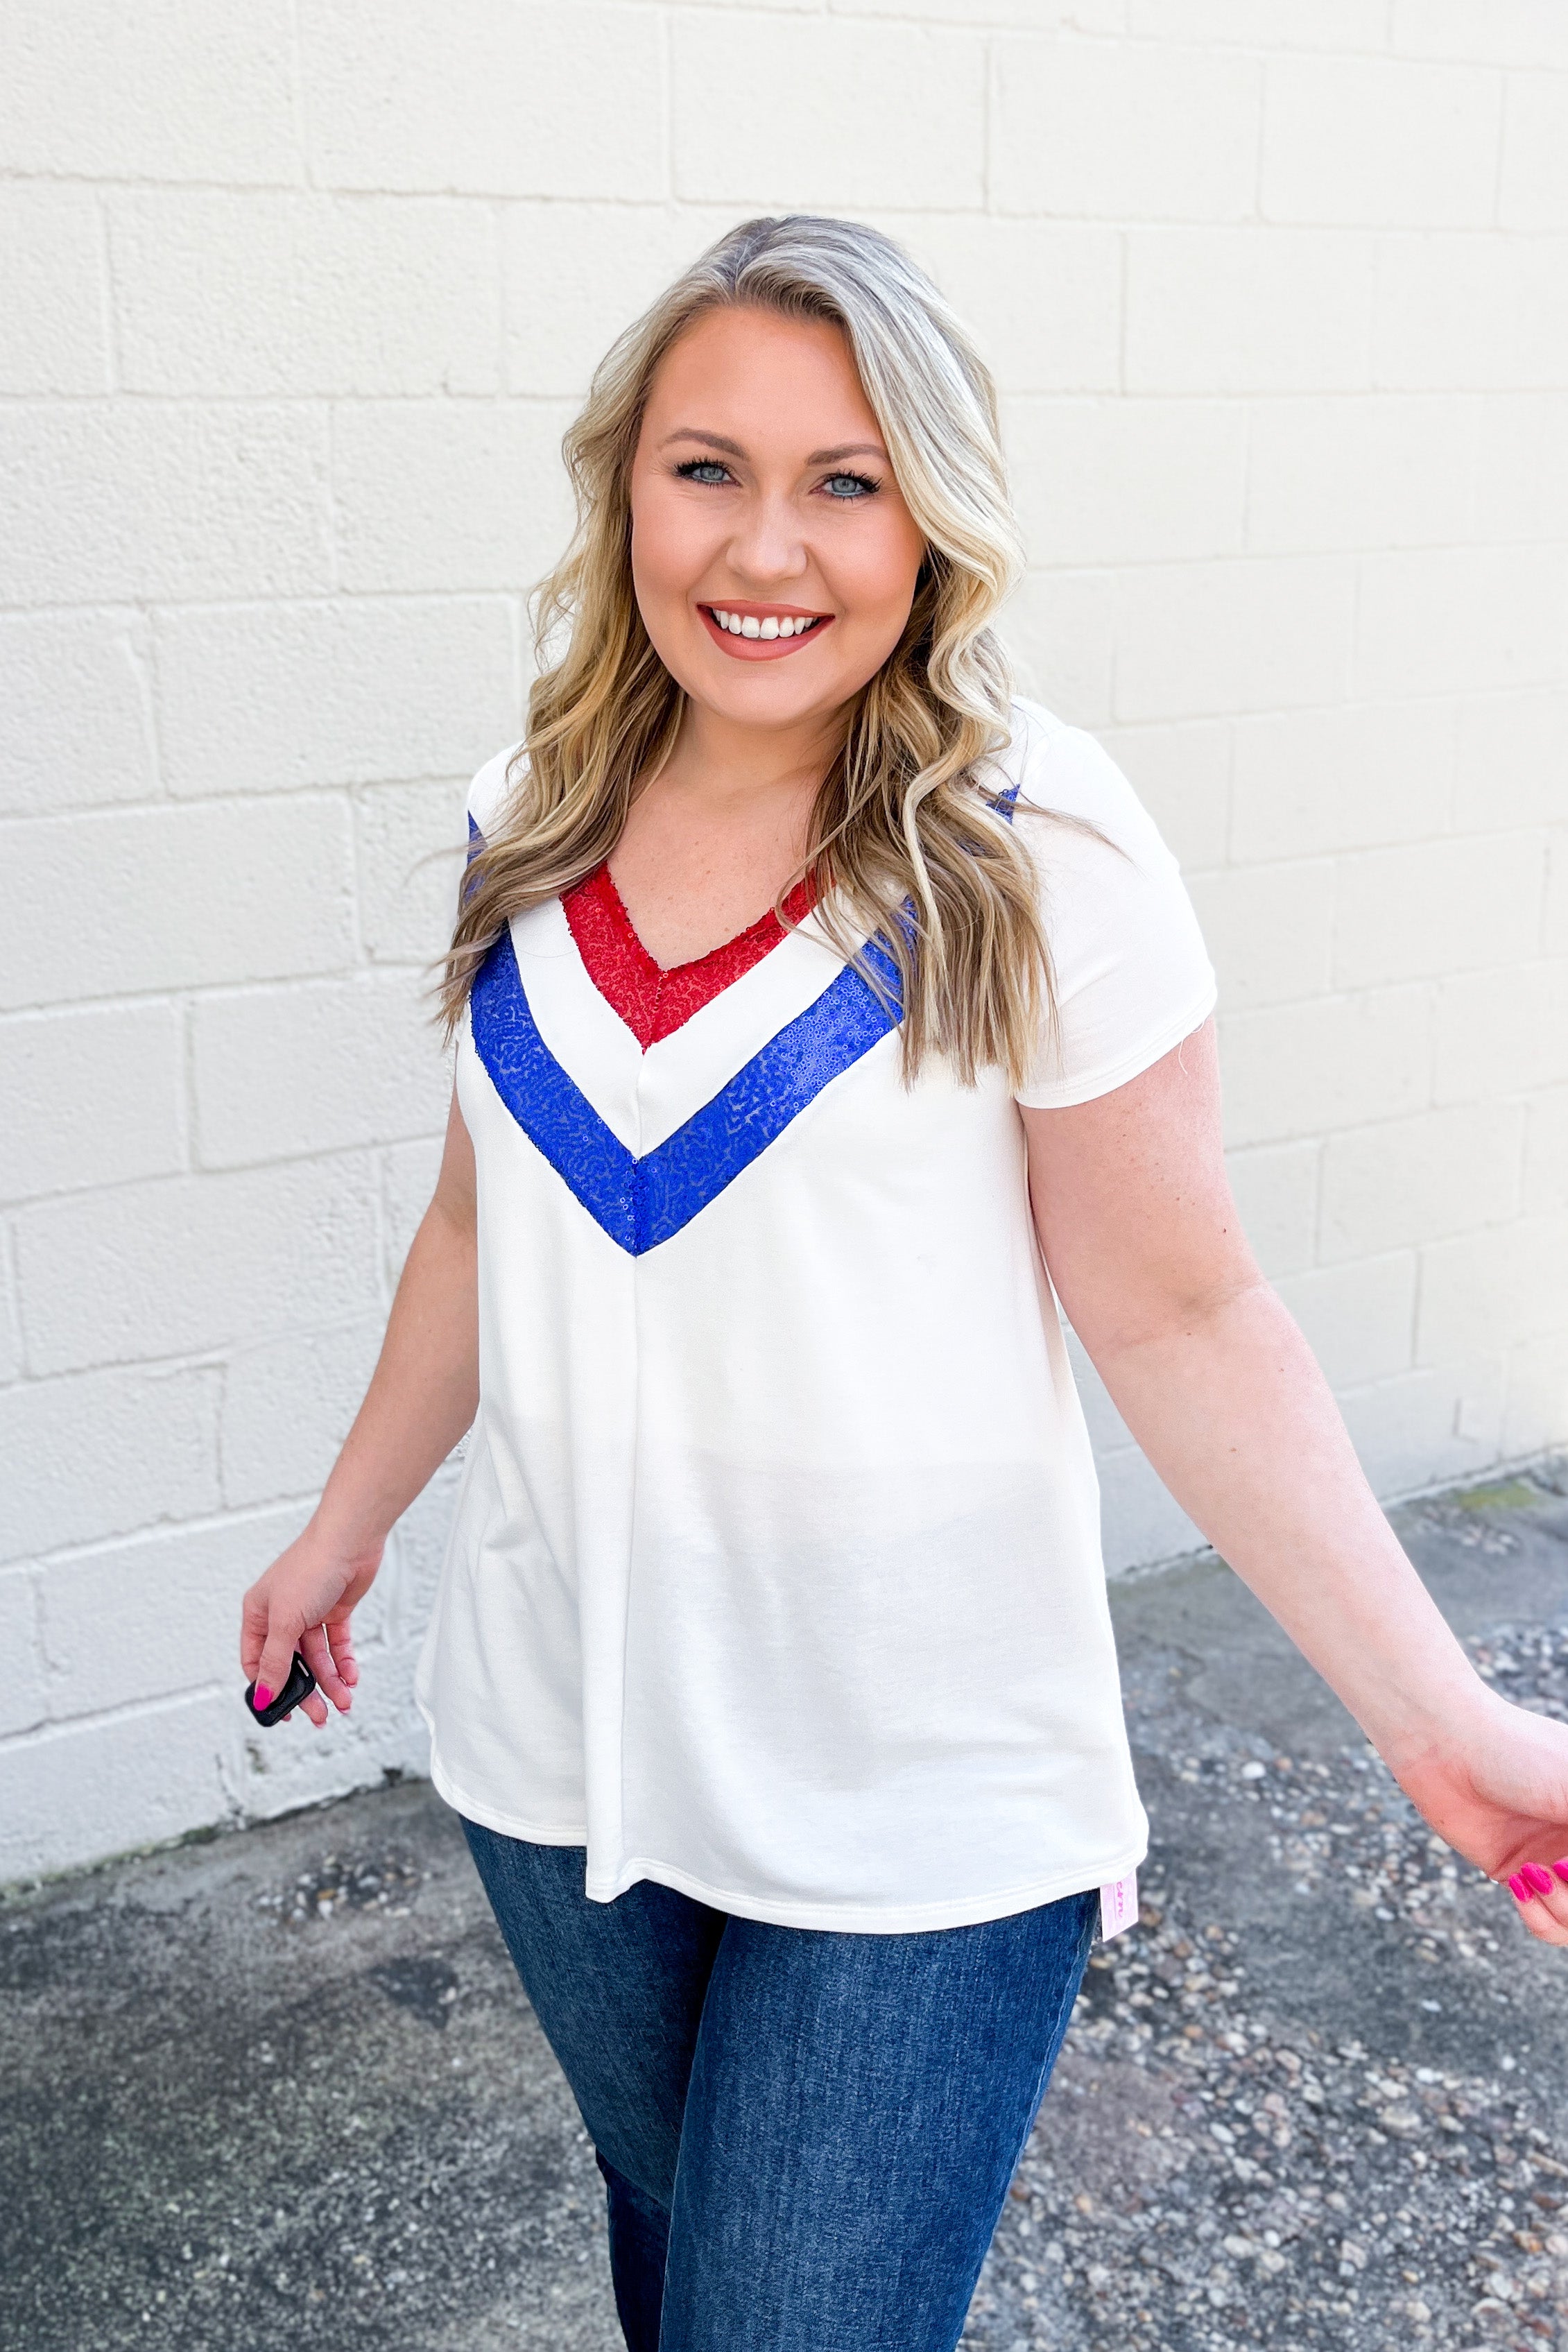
[0,1676,232,1762]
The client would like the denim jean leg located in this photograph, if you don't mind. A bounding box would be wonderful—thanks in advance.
[458,1819,726,2350]
[598,2152,673,2352]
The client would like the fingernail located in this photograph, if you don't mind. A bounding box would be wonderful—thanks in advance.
[254,1685,273,1710]
[1553,1858,1568,1887]
[1508,1873,1531,1902]
[1522,1863,1555,1898]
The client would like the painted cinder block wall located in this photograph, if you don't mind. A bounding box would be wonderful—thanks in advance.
[3,0,1567,1882]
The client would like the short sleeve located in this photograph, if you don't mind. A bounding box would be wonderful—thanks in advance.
[1001,703,1218,1109]
[466,739,526,847]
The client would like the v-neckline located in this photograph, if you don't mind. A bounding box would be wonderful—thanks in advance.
[560,861,817,1051]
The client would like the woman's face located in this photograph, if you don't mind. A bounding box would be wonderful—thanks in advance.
[628,305,928,735]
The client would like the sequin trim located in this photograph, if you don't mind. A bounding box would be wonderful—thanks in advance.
[561,862,817,1049]
[469,925,902,1255]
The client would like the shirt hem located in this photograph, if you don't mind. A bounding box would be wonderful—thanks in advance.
[583,1848,1149,1934]
[424,1732,589,1850]
[1014,977,1218,1111]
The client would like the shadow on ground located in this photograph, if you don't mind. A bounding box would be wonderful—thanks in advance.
[3,1470,1565,2352]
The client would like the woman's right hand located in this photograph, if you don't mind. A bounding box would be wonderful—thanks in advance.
[239,1522,384,1729]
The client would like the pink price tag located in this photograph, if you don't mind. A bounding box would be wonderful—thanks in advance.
[1099,1868,1139,1941]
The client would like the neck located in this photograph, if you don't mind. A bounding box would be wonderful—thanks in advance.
[652,696,849,816]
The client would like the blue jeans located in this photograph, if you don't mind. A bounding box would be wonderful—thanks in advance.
[460,1820,1096,2352]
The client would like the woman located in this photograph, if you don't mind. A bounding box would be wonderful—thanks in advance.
[241,216,1568,2351]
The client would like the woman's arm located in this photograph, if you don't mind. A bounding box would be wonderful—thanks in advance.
[1022,1018,1568,1946]
[239,1086,479,1726]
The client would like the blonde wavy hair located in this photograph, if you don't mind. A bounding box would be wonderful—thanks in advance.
[440,212,1056,1085]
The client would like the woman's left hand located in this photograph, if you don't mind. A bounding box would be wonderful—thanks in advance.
[1388,1691,1568,1946]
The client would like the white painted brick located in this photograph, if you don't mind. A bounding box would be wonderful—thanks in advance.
[0,1006,184,1205]
[382,1139,445,1283]
[1374,234,1568,392]
[0,1693,239,1884]
[1454,692,1568,835]
[1225,1139,1320,1278]
[1434,961,1568,1104]
[0,189,107,396]
[1418,1214,1568,1366]
[1246,395,1476,554]
[992,38,1261,223]
[1221,986,1431,1149]
[1276,1251,1416,1388]
[1504,1330,1568,1460]
[1128,0,1390,46]
[302,1,665,199]
[334,402,577,594]
[1261,55,1501,228]
[1126,229,1375,393]
[37,1507,299,1722]
[0,0,298,182]
[1390,1,1568,70]
[1320,1105,1525,1264]
[1097,1448,1206,1578]
[843,0,1124,24]
[1522,1088,1568,1217]
[1001,572,1116,729]
[0,406,331,608]
[1188,861,1334,1010]
[1004,397,1248,567]
[671,17,983,210]
[356,780,469,965]
[1499,71,1568,230]
[0,1364,221,1564]
[221,1325,384,1510]
[1470,393,1568,544]
[1339,1359,1508,1500]
[502,204,696,397]
[191,974,449,1169]
[0,610,157,819]
[0,798,354,1013]
[1334,833,1548,990]
[0,1264,21,1386]
[1096,723,1232,872]
[1547,832,1568,957]
[15,1159,380,1377]
[1112,557,1355,723]
[0,1572,46,1740]
[882,217,1121,397]
[1230,702,1456,865]
[110,194,502,398]
[1355,545,1568,700]
[155,599,517,798]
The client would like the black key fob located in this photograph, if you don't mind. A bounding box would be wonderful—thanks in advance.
[244,1652,317,1726]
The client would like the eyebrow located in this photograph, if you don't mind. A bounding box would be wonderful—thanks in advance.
[659,429,889,467]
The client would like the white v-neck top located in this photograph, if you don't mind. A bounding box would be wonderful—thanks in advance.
[414,698,1216,1931]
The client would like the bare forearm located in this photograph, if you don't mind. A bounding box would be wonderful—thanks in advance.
[311,1201,479,1560]
[1090,1282,1482,1768]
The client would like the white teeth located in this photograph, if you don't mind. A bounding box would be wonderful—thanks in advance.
[709,608,820,639]
[740,615,761,637]
[759,616,779,639]
[777,617,795,636]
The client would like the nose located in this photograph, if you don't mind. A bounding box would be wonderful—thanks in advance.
[725,486,810,590]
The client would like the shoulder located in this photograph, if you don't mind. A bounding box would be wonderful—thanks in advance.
[466,739,527,843]
[984,698,1179,884]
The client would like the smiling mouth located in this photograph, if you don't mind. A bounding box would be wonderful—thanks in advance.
[699,603,834,656]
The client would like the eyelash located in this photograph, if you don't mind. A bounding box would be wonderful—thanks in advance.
[673,459,881,501]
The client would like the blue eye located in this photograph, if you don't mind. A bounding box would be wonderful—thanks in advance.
[675,459,732,486]
[822,471,879,500]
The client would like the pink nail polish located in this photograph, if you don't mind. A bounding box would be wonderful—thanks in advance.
[1553,1857,1568,1887]
[254,1685,273,1710]
[1522,1862,1555,1898]
[1508,1873,1530,1901]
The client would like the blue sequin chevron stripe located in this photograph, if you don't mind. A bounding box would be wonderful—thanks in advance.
[469,927,903,1255]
